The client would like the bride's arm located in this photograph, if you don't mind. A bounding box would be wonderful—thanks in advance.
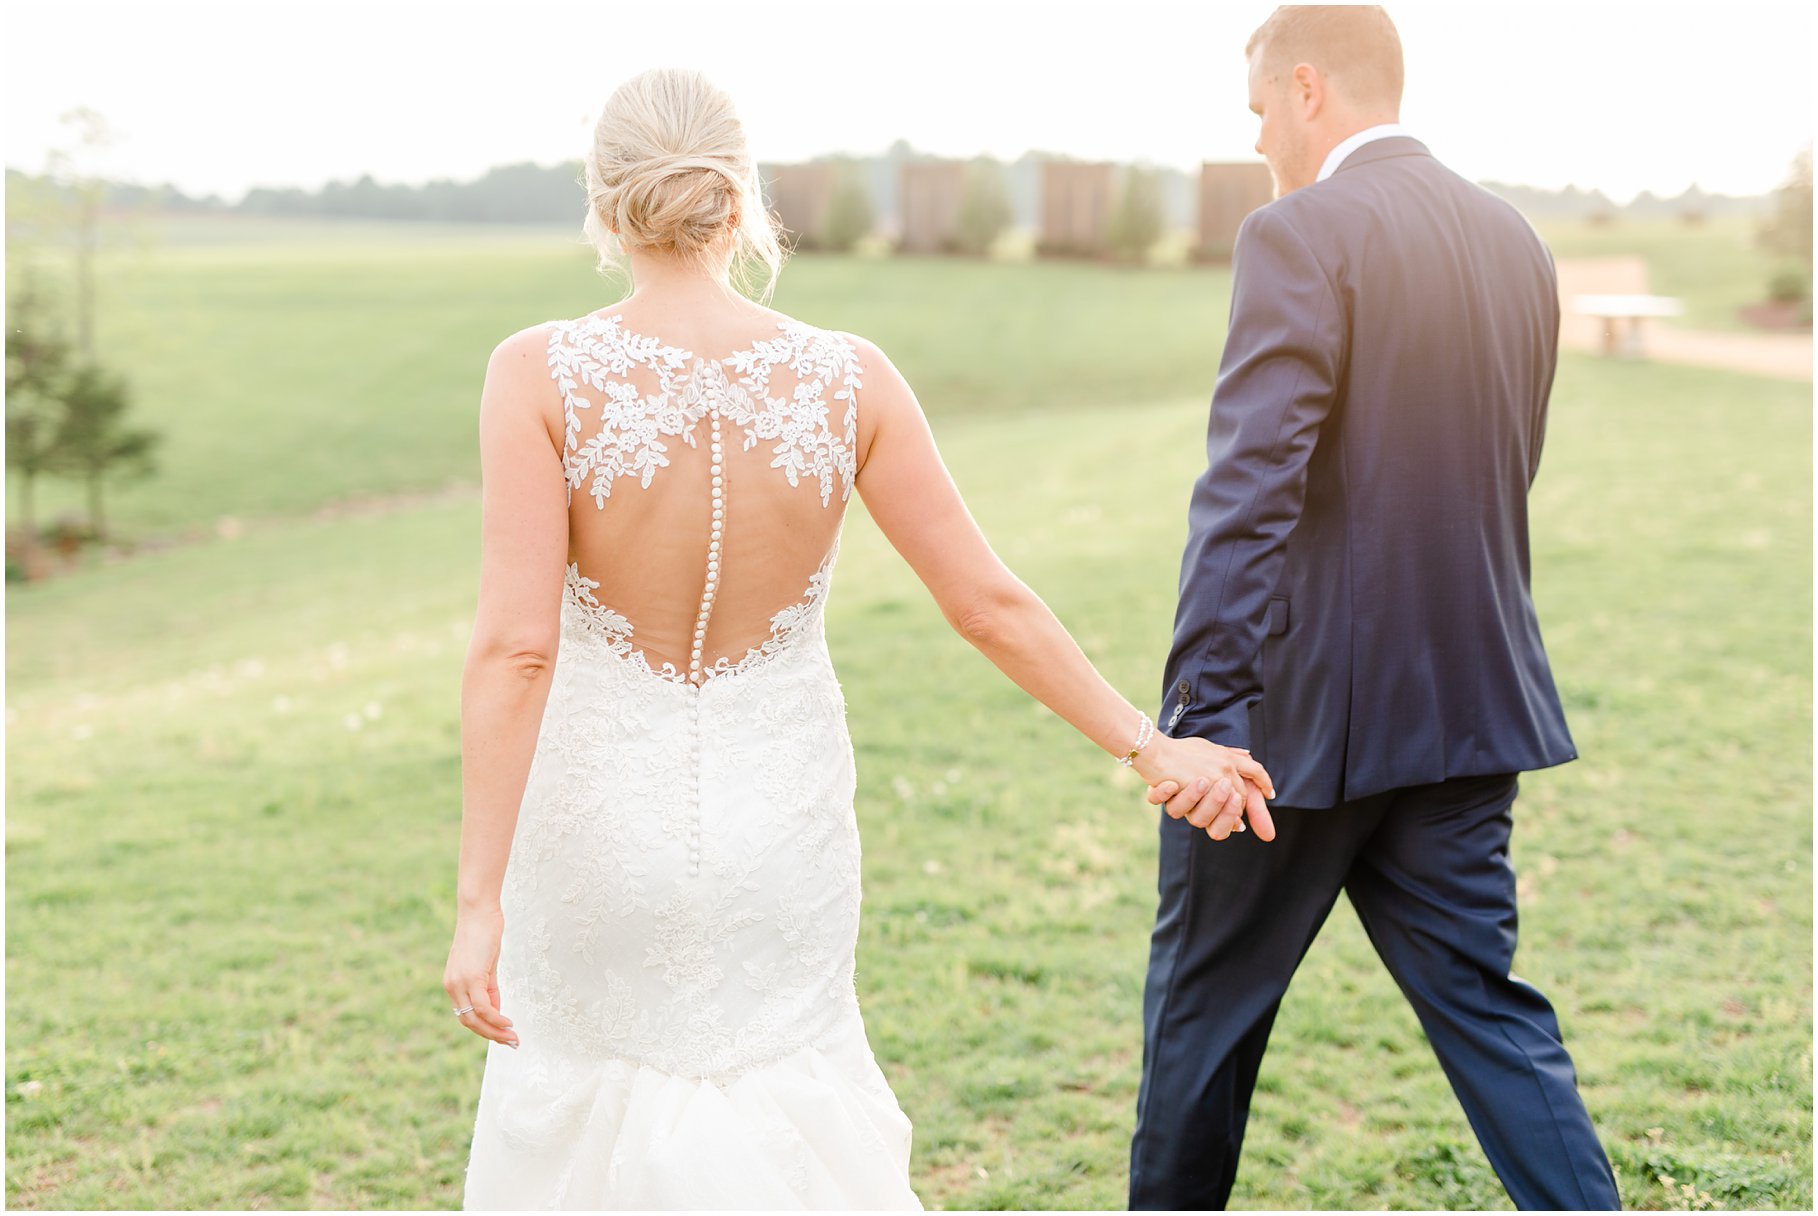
[446,327,567,1047]
[845,335,1275,840]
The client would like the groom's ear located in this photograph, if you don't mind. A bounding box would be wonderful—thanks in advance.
[1290,62,1326,120]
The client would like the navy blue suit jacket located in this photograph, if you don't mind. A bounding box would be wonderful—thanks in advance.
[1160,136,1576,809]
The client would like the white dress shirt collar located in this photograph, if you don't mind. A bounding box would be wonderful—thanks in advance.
[1316,123,1413,183]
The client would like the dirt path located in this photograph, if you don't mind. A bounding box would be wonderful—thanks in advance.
[1560,321,1812,381]
[10,479,481,584]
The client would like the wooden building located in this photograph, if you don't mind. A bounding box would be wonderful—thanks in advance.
[1197,162,1274,260]
[898,160,968,254]
[1039,160,1116,256]
[765,163,837,248]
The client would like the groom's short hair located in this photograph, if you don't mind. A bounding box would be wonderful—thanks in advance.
[1246,5,1404,111]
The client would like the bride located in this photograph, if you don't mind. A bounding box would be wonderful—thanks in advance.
[448,67,1273,1210]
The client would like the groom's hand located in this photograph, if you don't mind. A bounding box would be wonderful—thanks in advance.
[1135,737,1276,842]
[1148,775,1273,841]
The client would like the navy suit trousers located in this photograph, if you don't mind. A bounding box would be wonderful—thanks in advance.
[1127,773,1620,1210]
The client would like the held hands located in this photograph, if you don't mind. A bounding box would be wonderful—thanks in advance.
[1133,734,1277,842]
[444,903,520,1049]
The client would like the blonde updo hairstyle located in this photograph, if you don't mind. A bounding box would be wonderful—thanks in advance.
[581,68,786,302]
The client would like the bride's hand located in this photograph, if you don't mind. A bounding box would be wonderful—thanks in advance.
[1134,736,1276,842]
[444,904,519,1049]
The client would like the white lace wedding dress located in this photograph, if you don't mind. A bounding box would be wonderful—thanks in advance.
[461,313,921,1209]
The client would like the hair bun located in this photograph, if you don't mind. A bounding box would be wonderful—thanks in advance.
[580,68,785,298]
[613,154,739,254]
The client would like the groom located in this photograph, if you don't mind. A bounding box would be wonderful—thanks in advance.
[1128,6,1620,1210]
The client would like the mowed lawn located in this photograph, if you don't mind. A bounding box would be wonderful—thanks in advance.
[6,226,1812,1210]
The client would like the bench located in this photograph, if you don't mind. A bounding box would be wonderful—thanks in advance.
[1572,293,1683,357]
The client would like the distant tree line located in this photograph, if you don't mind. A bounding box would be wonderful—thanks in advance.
[1478,180,1772,224]
[5,150,1780,233]
[4,161,589,225]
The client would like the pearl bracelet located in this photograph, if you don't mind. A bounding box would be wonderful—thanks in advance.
[1117,711,1155,767]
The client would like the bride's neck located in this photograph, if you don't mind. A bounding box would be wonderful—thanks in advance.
[621,250,747,311]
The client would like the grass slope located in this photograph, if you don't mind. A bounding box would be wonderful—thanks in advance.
[20,228,1233,540]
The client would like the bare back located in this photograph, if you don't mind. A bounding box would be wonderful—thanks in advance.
[542,307,863,686]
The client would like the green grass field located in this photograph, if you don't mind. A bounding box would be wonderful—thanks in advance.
[6,222,1811,1209]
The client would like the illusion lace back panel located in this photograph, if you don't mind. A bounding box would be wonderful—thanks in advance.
[554,314,859,685]
[462,314,921,1210]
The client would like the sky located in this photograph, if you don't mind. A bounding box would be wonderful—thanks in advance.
[4,0,1813,205]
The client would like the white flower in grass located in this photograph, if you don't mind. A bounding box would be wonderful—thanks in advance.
[890,775,915,802]
[272,695,292,713]
[343,713,364,731]
[363,701,383,720]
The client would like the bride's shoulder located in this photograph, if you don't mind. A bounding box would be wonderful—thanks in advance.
[808,331,922,476]
[748,311,912,399]
[739,307,873,362]
[784,321,907,394]
[489,311,641,377]
[485,319,566,377]
[830,330,919,427]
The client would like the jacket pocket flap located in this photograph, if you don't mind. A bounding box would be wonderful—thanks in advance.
[1267,596,1289,636]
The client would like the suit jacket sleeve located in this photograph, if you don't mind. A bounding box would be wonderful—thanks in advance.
[1530,241,1561,488]
[1160,205,1346,748]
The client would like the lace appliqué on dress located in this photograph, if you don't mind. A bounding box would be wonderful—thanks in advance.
[721,327,862,508]
[546,317,696,507]
[545,315,862,510]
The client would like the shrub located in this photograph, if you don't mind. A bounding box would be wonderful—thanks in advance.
[954,159,1013,258]
[1759,145,1813,265]
[1767,266,1811,304]
[820,169,874,253]
[1107,167,1166,263]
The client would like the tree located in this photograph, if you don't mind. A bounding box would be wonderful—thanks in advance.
[1108,166,1166,263]
[51,361,161,540]
[6,169,71,321]
[43,107,120,360]
[954,158,1012,257]
[1760,145,1813,266]
[4,288,74,537]
[820,167,875,252]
